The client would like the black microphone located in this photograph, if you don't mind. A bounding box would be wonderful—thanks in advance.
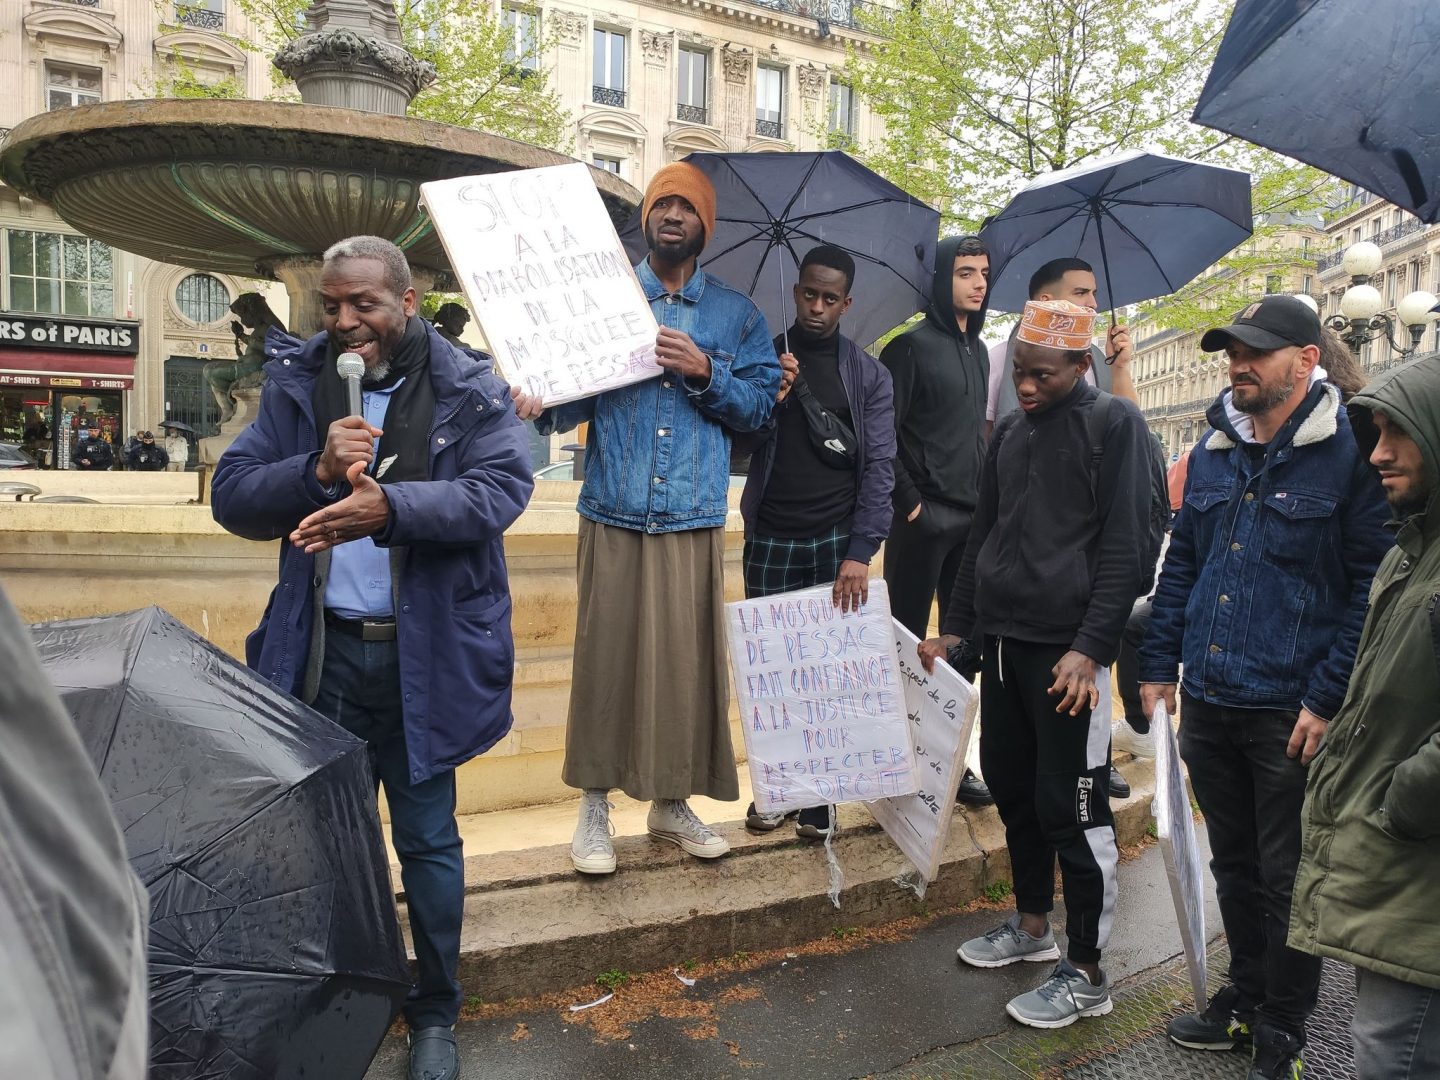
[336,351,364,417]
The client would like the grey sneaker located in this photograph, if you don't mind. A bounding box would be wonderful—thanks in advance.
[648,799,730,858]
[1005,959,1113,1029]
[957,914,1062,968]
[571,791,616,874]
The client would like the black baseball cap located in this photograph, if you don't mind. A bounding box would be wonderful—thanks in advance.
[1200,294,1321,353]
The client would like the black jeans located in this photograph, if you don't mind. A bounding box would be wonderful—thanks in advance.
[311,628,465,1029]
[1114,599,1152,732]
[1179,692,1321,1040]
[883,500,971,639]
[981,637,1118,965]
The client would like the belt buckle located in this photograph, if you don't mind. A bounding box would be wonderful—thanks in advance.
[359,619,395,641]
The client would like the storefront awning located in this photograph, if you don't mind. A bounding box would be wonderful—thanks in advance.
[0,349,135,391]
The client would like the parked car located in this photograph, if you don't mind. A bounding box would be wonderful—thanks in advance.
[0,444,38,470]
[533,460,579,481]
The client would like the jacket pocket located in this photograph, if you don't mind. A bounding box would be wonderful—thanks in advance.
[1262,491,1337,572]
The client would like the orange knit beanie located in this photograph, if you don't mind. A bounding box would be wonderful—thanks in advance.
[641,162,717,246]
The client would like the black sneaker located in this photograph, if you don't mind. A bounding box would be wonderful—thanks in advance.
[1167,984,1254,1051]
[956,768,994,805]
[745,802,794,831]
[1248,1024,1303,1079]
[796,805,832,839]
[1108,765,1131,800]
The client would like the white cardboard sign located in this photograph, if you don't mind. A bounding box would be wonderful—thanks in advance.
[726,581,918,814]
[420,163,662,405]
[867,622,979,884]
[1153,702,1208,1007]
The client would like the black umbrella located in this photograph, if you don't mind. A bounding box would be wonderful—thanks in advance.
[160,420,196,434]
[30,607,409,1080]
[1193,0,1439,223]
[619,150,939,349]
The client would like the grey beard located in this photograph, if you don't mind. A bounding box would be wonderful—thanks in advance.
[361,358,391,385]
[1232,378,1294,415]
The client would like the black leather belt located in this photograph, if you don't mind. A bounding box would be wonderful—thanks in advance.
[324,611,397,641]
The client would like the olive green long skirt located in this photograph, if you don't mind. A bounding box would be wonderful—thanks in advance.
[561,517,739,802]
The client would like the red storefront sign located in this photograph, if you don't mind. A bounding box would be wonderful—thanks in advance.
[0,349,135,390]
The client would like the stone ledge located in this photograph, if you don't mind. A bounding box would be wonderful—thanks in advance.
[406,759,1158,1001]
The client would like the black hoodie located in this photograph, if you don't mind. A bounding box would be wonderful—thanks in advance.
[878,235,990,514]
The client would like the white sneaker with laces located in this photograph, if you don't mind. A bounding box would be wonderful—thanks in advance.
[1112,720,1156,760]
[647,799,730,859]
[571,790,617,874]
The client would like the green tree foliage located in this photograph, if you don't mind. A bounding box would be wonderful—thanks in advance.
[230,0,572,149]
[845,0,1334,329]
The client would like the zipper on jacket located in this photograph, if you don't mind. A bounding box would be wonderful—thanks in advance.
[428,388,476,454]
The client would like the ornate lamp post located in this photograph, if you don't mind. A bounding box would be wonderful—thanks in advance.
[1326,240,1438,366]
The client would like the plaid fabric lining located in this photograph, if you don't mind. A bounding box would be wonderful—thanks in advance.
[742,526,850,599]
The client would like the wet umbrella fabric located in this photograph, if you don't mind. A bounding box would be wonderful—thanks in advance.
[619,150,939,349]
[160,420,196,434]
[29,607,409,1080]
[980,150,1253,314]
[1193,0,1440,223]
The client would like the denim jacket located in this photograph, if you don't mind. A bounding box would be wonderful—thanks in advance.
[1138,382,1392,720]
[538,259,780,533]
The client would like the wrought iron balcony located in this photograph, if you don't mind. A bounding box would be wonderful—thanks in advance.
[755,118,783,139]
[677,103,708,124]
[742,0,881,31]
[592,85,626,108]
[63,0,101,6]
[175,4,225,31]
[1318,216,1428,275]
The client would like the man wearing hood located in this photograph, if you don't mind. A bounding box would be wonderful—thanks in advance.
[1289,360,1440,1078]
[880,235,994,805]
[513,164,781,876]
[1138,295,1391,1080]
[213,235,534,1080]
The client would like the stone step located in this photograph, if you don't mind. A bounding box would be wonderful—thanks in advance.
[387,757,1159,1002]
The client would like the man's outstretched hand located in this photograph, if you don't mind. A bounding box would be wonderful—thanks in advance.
[291,460,390,554]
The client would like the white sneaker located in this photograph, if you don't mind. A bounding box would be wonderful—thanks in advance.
[647,799,730,859]
[1112,721,1156,760]
[571,790,617,874]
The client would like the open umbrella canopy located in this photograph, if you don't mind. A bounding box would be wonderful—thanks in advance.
[1193,0,1440,223]
[981,150,1253,314]
[620,151,939,349]
[159,420,196,434]
[30,607,409,1080]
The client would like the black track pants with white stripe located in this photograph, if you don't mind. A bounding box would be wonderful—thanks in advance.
[979,636,1118,965]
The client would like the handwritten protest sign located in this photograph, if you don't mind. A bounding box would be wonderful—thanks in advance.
[867,622,978,886]
[420,163,662,405]
[726,581,918,814]
[1153,702,1207,1007]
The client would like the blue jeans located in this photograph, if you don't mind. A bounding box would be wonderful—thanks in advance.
[1179,692,1320,1040]
[311,627,464,1029]
[1353,968,1440,1080]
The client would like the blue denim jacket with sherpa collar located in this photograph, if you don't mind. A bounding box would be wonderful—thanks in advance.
[538,258,781,533]
[1138,381,1392,720]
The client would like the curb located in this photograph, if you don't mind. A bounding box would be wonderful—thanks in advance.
[398,759,1159,1002]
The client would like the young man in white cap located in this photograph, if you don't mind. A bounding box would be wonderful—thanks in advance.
[920,300,1154,1028]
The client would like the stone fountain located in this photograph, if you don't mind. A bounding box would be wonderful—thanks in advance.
[0,0,640,337]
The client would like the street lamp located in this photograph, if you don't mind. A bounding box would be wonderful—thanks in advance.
[1327,240,1437,366]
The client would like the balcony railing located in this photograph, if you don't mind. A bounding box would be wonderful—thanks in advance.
[677,103,708,124]
[175,4,225,31]
[755,118,783,139]
[743,0,882,31]
[63,0,101,6]
[1318,216,1429,274]
[592,85,626,108]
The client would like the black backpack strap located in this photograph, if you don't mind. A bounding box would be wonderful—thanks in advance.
[1085,390,1114,493]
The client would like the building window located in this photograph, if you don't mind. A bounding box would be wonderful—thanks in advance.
[1301,274,1313,294]
[756,65,784,138]
[593,155,622,175]
[677,47,709,124]
[502,6,540,74]
[45,63,102,111]
[593,28,626,107]
[174,0,226,32]
[7,231,114,317]
[828,80,855,141]
[175,273,231,324]
[1265,273,1282,294]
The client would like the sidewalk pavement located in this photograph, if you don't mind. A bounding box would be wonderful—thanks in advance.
[365,832,1326,1080]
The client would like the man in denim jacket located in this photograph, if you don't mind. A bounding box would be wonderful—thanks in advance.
[513,163,781,875]
[1138,295,1391,1080]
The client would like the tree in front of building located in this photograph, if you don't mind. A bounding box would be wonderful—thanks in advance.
[845,0,1332,332]
[230,0,573,150]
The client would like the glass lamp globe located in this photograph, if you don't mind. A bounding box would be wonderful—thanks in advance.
[1396,290,1439,328]
[1292,294,1319,313]
[1340,284,1383,322]
[1342,241,1383,278]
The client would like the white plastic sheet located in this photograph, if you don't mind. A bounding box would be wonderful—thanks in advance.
[1152,701,1207,1007]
